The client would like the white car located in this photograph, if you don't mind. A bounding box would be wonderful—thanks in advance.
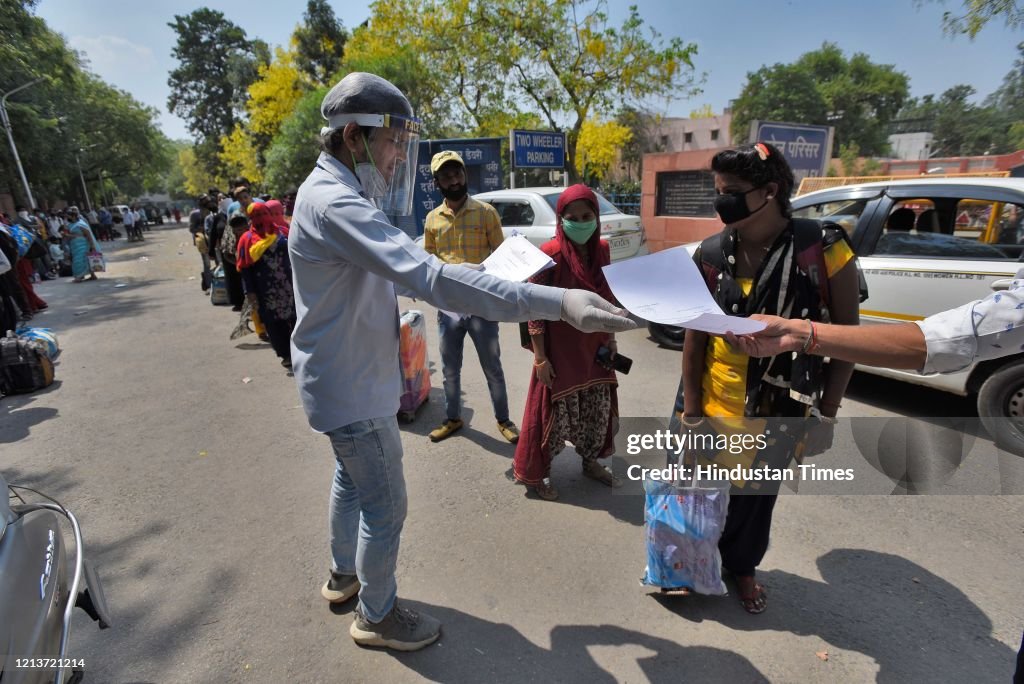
[430,188,646,262]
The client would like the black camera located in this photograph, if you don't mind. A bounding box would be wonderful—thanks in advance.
[596,346,633,374]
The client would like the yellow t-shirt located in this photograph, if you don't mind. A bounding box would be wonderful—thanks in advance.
[701,239,854,418]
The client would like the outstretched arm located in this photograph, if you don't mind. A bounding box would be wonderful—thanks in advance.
[726,316,927,370]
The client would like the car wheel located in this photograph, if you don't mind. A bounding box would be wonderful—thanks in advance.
[648,322,685,350]
[977,359,1024,455]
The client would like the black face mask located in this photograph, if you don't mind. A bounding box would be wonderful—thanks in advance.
[439,183,468,202]
[714,186,769,225]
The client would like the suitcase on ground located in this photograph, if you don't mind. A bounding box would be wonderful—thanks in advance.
[397,310,431,422]
[210,265,228,305]
[0,332,54,396]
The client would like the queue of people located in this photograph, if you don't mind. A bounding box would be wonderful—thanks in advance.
[187,180,296,370]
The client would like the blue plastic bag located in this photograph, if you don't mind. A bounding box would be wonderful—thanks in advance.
[641,474,730,595]
[15,327,60,360]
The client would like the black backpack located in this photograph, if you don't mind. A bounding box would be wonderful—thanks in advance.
[0,334,54,396]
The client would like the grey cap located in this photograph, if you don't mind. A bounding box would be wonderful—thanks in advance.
[321,72,412,128]
[66,205,80,215]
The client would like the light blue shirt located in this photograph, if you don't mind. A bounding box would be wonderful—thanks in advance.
[917,267,1024,374]
[289,153,564,433]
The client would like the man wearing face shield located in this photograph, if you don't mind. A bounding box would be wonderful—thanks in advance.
[289,72,635,652]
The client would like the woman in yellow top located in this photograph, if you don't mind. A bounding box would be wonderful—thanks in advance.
[680,142,860,614]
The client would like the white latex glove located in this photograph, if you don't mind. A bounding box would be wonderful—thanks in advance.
[560,289,637,333]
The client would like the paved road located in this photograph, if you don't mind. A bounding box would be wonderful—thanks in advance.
[4,223,1022,683]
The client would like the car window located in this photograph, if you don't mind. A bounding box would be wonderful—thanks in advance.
[873,198,1024,260]
[542,192,620,216]
[485,200,535,226]
[791,199,867,236]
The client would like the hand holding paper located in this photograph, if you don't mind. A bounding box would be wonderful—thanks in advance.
[601,246,765,335]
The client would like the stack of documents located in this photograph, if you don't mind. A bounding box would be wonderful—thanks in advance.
[479,235,555,282]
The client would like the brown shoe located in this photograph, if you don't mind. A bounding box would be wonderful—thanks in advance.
[497,420,520,443]
[429,419,463,442]
[533,478,559,501]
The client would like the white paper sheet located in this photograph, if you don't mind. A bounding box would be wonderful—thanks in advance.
[479,235,555,282]
[601,246,766,335]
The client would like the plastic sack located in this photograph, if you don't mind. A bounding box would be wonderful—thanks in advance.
[15,327,60,360]
[641,469,730,595]
[210,265,229,306]
[87,251,105,272]
[398,310,430,416]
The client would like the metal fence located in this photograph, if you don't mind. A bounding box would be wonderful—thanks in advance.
[605,192,641,215]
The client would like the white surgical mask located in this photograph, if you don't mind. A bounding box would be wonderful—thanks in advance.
[351,136,389,208]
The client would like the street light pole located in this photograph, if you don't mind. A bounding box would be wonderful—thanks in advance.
[1,77,44,209]
[75,153,93,213]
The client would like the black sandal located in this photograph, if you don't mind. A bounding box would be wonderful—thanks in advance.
[736,577,767,614]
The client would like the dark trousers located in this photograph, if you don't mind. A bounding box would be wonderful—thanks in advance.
[222,260,244,308]
[718,493,777,577]
[1,270,30,316]
[262,315,295,362]
[1015,631,1023,684]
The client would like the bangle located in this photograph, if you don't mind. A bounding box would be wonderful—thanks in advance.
[533,359,547,368]
[681,415,705,428]
[800,320,814,354]
[809,407,838,424]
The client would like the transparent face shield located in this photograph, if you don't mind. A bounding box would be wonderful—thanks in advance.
[323,112,421,217]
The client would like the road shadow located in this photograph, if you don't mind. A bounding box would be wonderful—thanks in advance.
[651,548,1018,683]
[0,388,60,444]
[383,603,768,683]
[844,371,978,418]
[1,461,77,495]
[499,446,645,527]
[31,277,172,335]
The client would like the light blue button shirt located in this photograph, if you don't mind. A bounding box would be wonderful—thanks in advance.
[289,153,564,433]
[916,267,1024,374]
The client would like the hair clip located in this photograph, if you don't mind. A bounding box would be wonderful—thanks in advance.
[753,143,770,161]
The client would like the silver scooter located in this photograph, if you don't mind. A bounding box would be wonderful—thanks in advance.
[0,473,112,684]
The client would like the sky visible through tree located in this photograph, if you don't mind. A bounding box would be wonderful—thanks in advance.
[34,0,1024,140]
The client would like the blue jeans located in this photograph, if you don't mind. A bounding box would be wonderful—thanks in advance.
[326,417,407,622]
[437,313,509,423]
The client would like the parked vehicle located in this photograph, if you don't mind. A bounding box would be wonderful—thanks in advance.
[647,177,1024,449]
[411,188,646,262]
[473,187,647,262]
[0,473,111,684]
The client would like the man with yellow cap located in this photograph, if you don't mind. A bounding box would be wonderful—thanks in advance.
[422,150,519,444]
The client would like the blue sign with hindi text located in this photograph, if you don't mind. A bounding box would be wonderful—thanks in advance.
[752,121,834,184]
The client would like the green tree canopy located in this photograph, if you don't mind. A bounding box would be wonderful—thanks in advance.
[167,9,261,159]
[1,0,169,207]
[731,43,909,156]
[921,0,1024,37]
[293,0,349,86]
[263,87,329,196]
[343,0,700,180]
